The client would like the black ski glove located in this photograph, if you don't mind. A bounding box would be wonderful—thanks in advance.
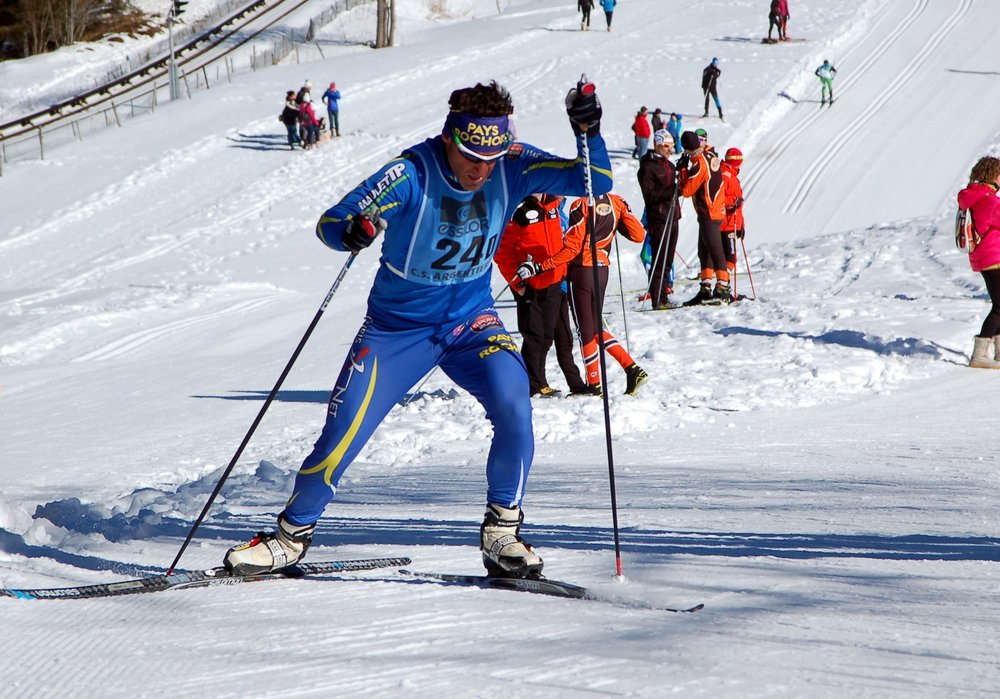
[342,209,386,253]
[676,154,690,171]
[565,76,602,135]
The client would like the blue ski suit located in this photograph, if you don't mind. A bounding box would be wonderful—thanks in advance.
[282,131,613,526]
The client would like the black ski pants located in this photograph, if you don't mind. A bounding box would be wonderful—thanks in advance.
[697,216,728,283]
[647,213,679,306]
[514,283,563,394]
[554,289,586,391]
[980,268,1000,337]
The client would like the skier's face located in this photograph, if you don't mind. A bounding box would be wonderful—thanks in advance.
[443,136,498,191]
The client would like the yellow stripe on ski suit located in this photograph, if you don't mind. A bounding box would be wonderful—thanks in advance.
[522,156,612,184]
[298,357,378,486]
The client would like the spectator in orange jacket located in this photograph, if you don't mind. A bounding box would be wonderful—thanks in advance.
[720,147,745,296]
[521,193,649,396]
[678,130,729,305]
[496,194,588,397]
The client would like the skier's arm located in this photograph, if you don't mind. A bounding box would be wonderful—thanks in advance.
[540,200,587,271]
[615,197,647,244]
[315,156,415,252]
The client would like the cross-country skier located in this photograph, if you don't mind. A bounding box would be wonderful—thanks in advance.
[815,59,837,105]
[223,79,611,580]
[957,156,1000,369]
[702,58,723,119]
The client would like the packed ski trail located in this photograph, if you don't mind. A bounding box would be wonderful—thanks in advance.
[2,0,1000,697]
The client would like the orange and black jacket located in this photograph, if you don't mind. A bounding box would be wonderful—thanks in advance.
[495,194,568,291]
[720,161,744,232]
[679,149,725,221]
[542,193,646,270]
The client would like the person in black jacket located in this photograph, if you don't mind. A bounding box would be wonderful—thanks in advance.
[280,90,302,150]
[637,129,682,308]
[702,58,723,120]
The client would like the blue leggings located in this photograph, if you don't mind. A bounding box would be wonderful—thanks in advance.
[283,309,534,525]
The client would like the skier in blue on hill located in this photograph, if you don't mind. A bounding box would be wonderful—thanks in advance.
[224,79,612,579]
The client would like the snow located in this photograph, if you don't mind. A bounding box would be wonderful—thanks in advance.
[2,0,1000,696]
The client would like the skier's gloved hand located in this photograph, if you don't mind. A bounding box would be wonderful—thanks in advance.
[733,196,744,210]
[736,229,746,240]
[675,154,690,171]
[342,209,386,253]
[516,256,543,282]
[565,76,602,135]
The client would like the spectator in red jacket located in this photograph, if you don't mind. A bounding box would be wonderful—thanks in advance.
[527,194,649,396]
[299,95,321,149]
[495,194,588,396]
[720,147,745,296]
[631,106,651,159]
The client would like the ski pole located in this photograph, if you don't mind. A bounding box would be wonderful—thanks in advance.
[166,253,359,575]
[612,237,630,352]
[740,236,758,300]
[640,185,680,308]
[578,75,624,580]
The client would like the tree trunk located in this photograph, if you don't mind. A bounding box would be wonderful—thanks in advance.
[375,0,393,48]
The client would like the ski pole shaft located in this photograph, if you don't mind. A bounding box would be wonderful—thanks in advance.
[740,237,757,300]
[613,237,629,352]
[641,186,680,307]
[166,253,358,574]
[580,111,624,579]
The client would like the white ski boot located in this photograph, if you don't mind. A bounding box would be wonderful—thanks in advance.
[480,504,543,578]
[224,514,315,575]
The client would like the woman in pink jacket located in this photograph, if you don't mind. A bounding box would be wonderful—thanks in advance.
[957,155,1000,368]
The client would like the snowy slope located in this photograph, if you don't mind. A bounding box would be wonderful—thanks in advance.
[2,0,1000,697]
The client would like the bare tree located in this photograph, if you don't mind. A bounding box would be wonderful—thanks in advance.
[18,0,102,55]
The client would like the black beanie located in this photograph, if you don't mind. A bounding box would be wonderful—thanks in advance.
[680,131,701,151]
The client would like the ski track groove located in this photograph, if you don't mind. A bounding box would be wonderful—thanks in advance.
[71,296,278,362]
[743,0,927,197]
[782,0,972,213]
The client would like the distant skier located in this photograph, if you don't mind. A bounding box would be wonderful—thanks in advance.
[702,58,723,119]
[768,0,789,42]
[815,60,837,105]
[579,0,594,30]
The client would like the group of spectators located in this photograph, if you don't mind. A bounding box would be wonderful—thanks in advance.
[279,79,342,150]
